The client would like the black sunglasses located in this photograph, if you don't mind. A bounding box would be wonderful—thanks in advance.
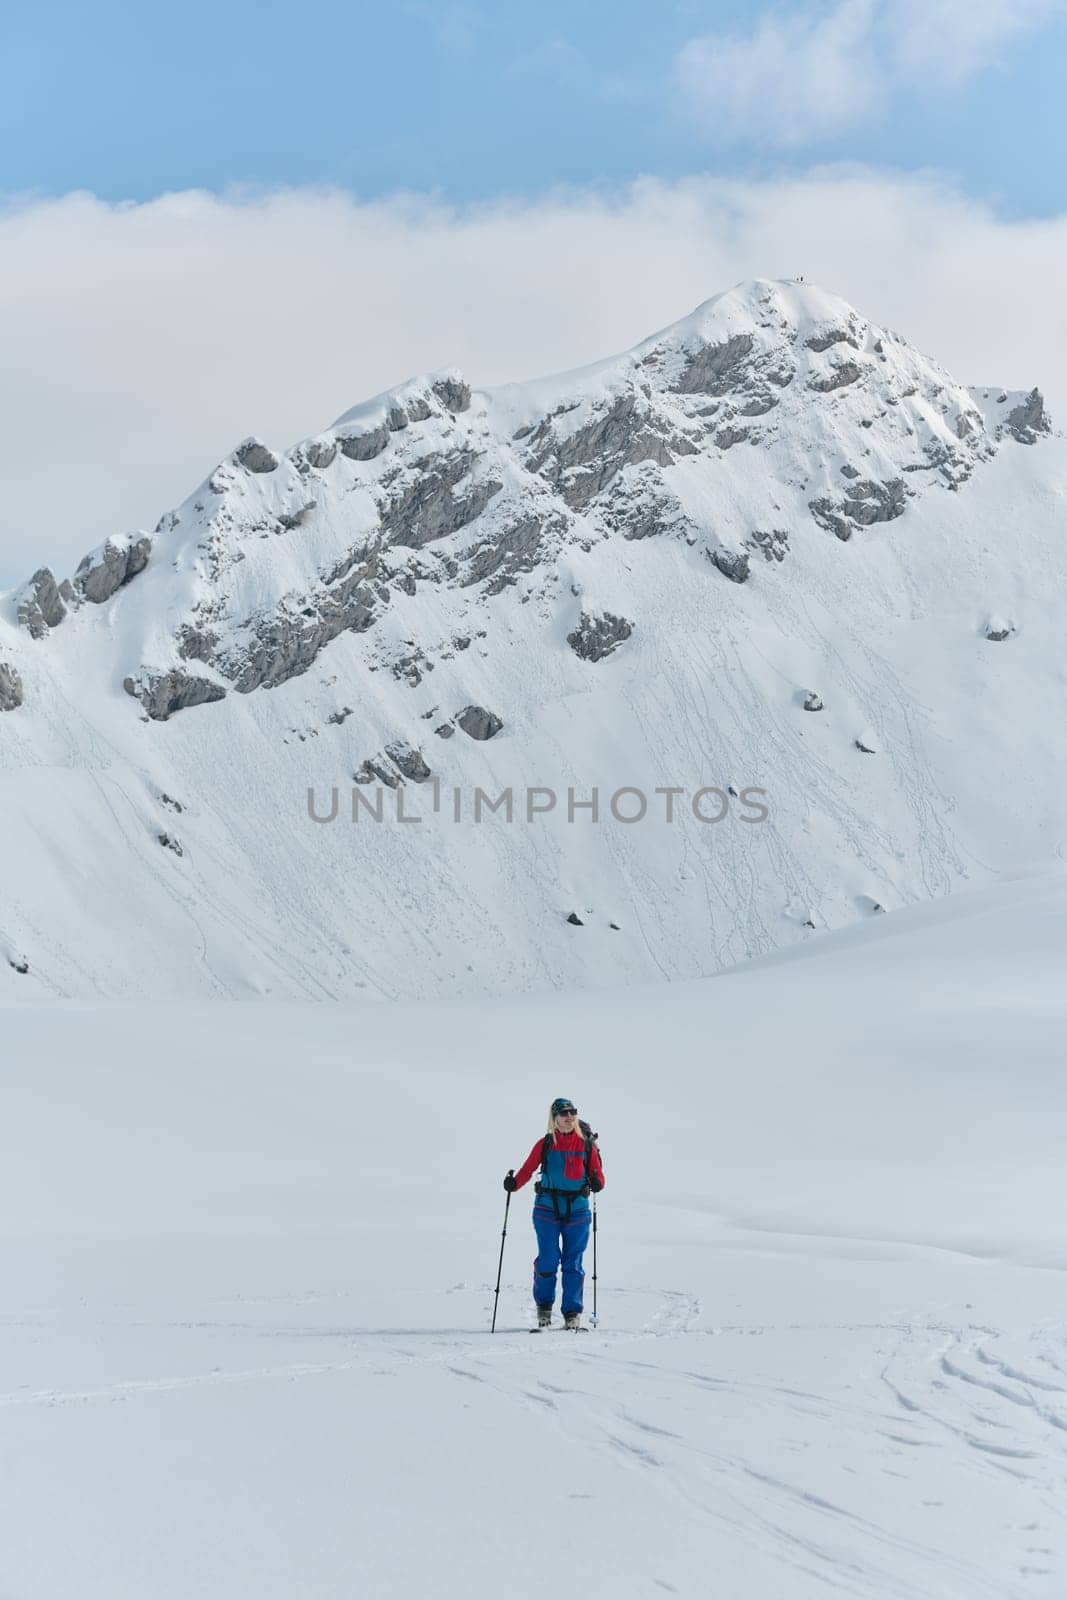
[555,1107,577,1115]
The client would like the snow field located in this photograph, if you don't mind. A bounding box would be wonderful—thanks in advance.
[3,871,1066,1596]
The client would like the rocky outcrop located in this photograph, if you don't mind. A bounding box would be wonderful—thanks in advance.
[737,393,778,417]
[713,425,751,450]
[803,691,824,711]
[176,624,219,664]
[567,610,634,662]
[809,478,905,541]
[378,449,501,548]
[226,588,380,692]
[353,741,431,787]
[913,439,978,491]
[0,662,23,711]
[74,533,152,604]
[462,513,549,593]
[354,758,400,788]
[524,390,691,510]
[709,548,750,584]
[1004,388,1050,445]
[123,669,227,721]
[671,334,755,397]
[746,528,789,563]
[339,426,389,462]
[431,375,471,414]
[847,478,906,525]
[277,501,316,531]
[984,619,1016,642]
[392,397,430,428]
[809,362,863,393]
[235,439,279,474]
[300,438,338,470]
[805,326,860,353]
[215,548,384,693]
[16,568,71,638]
[456,704,503,741]
[386,644,431,687]
[600,467,693,542]
[386,742,432,782]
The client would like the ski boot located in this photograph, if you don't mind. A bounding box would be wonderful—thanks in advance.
[537,1304,553,1329]
[563,1312,581,1331]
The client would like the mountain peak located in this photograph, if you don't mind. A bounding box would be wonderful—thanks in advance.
[331,366,473,434]
[4,278,1052,699]
[0,279,1062,1000]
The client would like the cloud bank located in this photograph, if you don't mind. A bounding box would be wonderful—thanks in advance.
[1,172,1066,587]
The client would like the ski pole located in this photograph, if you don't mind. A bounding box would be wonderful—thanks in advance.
[491,1175,513,1333]
[590,1193,598,1328]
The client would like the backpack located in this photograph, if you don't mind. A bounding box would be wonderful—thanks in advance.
[535,1119,599,1204]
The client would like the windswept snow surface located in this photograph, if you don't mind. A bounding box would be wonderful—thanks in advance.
[3,871,1067,1598]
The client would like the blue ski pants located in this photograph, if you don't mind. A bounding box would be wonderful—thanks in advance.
[532,1203,590,1315]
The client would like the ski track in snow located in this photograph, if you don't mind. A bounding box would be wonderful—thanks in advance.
[4,1285,1064,1597]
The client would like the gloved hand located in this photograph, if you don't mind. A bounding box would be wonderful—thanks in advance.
[503,1172,516,1192]
[588,1175,603,1193]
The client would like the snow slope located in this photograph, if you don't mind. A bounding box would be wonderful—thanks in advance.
[3,870,1066,1598]
[1,278,1064,1000]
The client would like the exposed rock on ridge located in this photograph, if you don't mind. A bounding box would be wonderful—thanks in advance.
[567,610,634,662]
[124,669,227,721]
[456,705,503,740]
[12,280,1052,716]
[16,568,72,637]
[0,662,23,710]
[809,479,906,542]
[1004,388,1050,445]
[75,533,152,603]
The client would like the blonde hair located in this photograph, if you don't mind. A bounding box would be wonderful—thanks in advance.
[546,1105,579,1135]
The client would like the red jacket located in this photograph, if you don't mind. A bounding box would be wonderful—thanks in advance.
[512,1130,605,1192]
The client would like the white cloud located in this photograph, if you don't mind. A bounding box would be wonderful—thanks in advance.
[1,172,1066,588]
[675,0,1065,145]
[677,0,883,146]
[887,0,1063,84]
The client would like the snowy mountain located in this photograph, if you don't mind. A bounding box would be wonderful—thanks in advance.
[1,277,1063,999]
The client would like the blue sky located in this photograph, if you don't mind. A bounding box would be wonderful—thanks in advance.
[4,0,1066,216]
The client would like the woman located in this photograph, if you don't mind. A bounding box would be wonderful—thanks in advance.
[504,1097,605,1329]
